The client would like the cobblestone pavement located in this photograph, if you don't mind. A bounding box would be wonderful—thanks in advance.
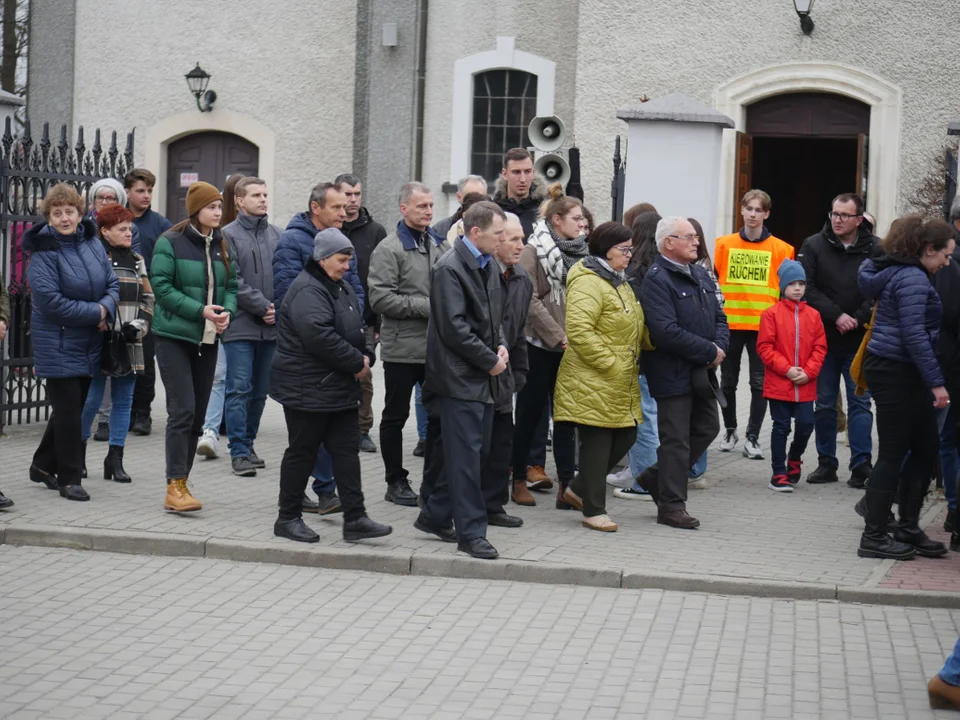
[0,365,951,593]
[2,546,959,720]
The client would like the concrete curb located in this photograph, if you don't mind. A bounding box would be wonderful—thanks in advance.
[4,523,960,609]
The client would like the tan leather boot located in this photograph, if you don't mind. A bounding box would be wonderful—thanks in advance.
[526,465,554,491]
[164,478,202,512]
[512,480,536,506]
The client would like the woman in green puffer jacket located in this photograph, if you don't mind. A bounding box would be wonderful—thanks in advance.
[554,222,651,533]
[150,181,237,513]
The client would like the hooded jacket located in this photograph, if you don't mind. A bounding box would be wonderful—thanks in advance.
[798,222,882,354]
[221,211,281,343]
[25,219,119,378]
[492,174,549,241]
[132,207,172,270]
[342,207,388,325]
[858,256,943,389]
[756,298,827,402]
[272,212,364,312]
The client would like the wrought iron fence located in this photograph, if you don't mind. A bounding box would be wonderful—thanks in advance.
[0,119,134,432]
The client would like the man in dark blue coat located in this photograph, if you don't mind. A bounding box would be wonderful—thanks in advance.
[639,217,729,530]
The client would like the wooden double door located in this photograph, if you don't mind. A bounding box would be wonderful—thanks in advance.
[166,132,259,223]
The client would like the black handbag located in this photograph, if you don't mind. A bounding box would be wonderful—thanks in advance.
[101,330,132,377]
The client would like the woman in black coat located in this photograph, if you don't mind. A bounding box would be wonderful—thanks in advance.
[270,228,392,544]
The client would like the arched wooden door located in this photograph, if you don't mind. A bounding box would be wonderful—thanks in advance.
[166,132,259,222]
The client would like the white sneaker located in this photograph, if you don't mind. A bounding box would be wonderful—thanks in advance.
[605,466,634,489]
[688,473,707,490]
[718,429,738,452]
[742,436,764,460]
[196,429,219,459]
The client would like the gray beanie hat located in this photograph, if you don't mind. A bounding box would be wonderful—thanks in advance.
[313,227,354,262]
[88,178,127,208]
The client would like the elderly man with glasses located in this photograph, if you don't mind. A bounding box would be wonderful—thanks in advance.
[637,217,729,529]
[797,193,881,488]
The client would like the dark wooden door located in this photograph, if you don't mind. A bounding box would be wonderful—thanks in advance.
[166,132,259,222]
[733,131,753,233]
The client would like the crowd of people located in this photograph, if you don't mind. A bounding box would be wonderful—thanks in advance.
[3,149,960,568]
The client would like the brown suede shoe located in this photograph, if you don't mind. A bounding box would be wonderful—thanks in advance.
[526,465,554,491]
[562,486,584,511]
[512,480,536,506]
[657,508,699,529]
[929,675,960,710]
[164,478,202,512]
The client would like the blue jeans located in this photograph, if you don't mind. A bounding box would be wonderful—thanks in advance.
[814,349,873,469]
[689,451,707,478]
[769,399,815,475]
[629,375,659,478]
[203,344,228,435]
[941,636,960,686]
[310,445,336,495]
[414,382,427,441]
[81,374,136,446]
[223,340,276,458]
[938,405,958,510]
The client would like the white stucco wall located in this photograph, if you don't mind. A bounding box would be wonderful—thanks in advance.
[574,0,959,227]
[72,0,357,226]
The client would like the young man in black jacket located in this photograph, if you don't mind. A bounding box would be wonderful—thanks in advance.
[416,202,508,559]
[798,193,881,487]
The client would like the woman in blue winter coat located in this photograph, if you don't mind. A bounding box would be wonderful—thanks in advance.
[856,216,954,560]
[26,183,119,502]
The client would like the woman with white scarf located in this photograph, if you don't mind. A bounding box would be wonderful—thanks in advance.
[512,183,589,509]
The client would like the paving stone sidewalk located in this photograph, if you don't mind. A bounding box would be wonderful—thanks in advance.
[0,365,952,600]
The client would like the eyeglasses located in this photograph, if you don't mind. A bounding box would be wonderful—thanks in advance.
[95,195,117,203]
[828,211,861,222]
[668,234,699,243]
[613,245,634,256]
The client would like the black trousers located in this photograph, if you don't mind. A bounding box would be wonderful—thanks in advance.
[864,354,939,496]
[156,338,219,479]
[379,361,425,486]
[33,376,92,486]
[655,392,720,511]
[131,331,156,417]
[720,329,766,438]
[482,411,514,514]
[419,412,443,511]
[512,344,576,482]
[570,424,638,517]
[278,406,365,522]
[421,396,494,542]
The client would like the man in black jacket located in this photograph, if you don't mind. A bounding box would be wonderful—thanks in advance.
[416,201,508,559]
[639,217,729,530]
[798,193,881,487]
[335,173,388,453]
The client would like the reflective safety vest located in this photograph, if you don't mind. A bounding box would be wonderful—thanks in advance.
[714,232,795,331]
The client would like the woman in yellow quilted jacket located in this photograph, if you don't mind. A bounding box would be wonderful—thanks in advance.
[554,222,651,532]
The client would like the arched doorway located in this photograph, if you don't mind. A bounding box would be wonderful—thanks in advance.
[744,93,870,247]
[165,131,259,222]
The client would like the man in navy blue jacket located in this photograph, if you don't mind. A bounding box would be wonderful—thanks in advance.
[639,217,729,530]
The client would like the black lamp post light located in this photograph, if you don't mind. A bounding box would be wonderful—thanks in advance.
[185,63,217,113]
[794,0,815,35]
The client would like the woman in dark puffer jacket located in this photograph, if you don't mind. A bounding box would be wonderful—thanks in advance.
[26,183,119,502]
[856,216,955,560]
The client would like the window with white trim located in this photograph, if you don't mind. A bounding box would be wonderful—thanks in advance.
[471,69,538,181]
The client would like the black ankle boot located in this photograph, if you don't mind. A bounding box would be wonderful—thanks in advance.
[893,479,946,557]
[81,440,87,479]
[103,445,131,483]
[951,530,960,553]
[858,488,917,560]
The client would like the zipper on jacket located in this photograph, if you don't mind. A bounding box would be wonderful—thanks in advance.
[793,303,800,403]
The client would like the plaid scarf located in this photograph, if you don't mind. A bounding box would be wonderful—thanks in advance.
[529,219,589,303]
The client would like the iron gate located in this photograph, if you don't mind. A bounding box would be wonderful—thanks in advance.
[0,119,134,431]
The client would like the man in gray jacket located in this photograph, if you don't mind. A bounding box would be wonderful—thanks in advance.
[367,182,450,505]
[221,177,282,477]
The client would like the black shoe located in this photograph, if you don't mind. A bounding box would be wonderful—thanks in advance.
[359,433,378,453]
[343,516,393,542]
[93,421,109,442]
[301,493,320,514]
[231,456,258,477]
[414,513,457,542]
[858,533,918,560]
[274,517,319,543]
[29,464,58,490]
[131,413,152,436]
[854,493,895,524]
[945,508,957,533]
[412,440,426,458]
[458,537,499,559]
[858,487,915,559]
[487,512,523,528]
[59,484,90,502]
[893,525,948,558]
[103,445,131,483]
[0,490,13,509]
[385,480,418,506]
[248,447,266,469]
[81,439,88,479]
[806,464,838,484]
[847,463,872,489]
[316,492,343,515]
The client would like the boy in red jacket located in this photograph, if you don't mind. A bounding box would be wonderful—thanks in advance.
[756,260,828,492]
